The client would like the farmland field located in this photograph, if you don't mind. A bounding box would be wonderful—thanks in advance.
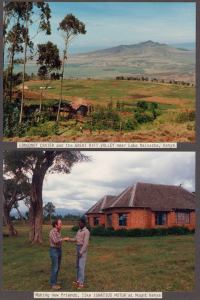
[5,78,195,142]
[3,225,195,291]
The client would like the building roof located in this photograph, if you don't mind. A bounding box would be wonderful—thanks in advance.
[86,195,116,214]
[103,182,196,211]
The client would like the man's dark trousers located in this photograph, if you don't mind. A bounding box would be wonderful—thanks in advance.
[50,247,62,285]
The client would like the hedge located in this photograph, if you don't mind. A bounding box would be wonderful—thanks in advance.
[80,225,195,237]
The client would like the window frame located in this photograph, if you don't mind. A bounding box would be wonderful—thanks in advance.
[93,216,100,226]
[176,211,190,224]
[118,213,128,226]
[155,211,167,226]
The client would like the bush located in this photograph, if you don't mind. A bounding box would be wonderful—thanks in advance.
[90,226,114,236]
[135,110,154,124]
[3,100,30,137]
[167,226,191,235]
[176,110,195,123]
[89,226,194,237]
[123,119,137,130]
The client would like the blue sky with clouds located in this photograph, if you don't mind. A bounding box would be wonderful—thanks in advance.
[31,2,195,53]
[15,152,195,215]
[41,151,195,213]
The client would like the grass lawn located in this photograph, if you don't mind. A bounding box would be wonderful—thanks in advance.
[3,225,195,292]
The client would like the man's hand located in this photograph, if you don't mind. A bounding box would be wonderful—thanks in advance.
[78,252,82,258]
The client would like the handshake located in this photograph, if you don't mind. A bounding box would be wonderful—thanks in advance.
[62,236,76,242]
[62,236,70,242]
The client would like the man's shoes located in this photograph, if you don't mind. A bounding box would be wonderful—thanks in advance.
[72,281,79,286]
[77,283,84,289]
[51,284,61,290]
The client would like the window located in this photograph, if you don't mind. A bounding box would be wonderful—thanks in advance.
[107,214,112,227]
[155,212,167,225]
[93,217,99,226]
[176,211,190,224]
[118,213,128,226]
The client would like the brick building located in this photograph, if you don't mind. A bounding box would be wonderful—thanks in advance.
[86,182,196,230]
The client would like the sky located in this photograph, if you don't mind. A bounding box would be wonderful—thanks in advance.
[40,151,195,214]
[30,2,196,53]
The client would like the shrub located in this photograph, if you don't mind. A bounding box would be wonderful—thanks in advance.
[3,100,30,137]
[90,226,114,236]
[89,226,194,237]
[90,109,121,131]
[135,110,154,124]
[167,226,191,235]
[136,101,148,111]
[123,119,137,130]
[176,110,195,123]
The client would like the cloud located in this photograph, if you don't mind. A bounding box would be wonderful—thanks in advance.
[42,152,195,212]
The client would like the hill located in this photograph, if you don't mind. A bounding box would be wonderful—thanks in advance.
[69,40,195,82]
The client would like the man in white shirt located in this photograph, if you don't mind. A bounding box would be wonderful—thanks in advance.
[68,218,90,289]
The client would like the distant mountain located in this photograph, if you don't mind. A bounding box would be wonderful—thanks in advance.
[69,40,195,82]
[55,208,85,216]
[10,207,85,218]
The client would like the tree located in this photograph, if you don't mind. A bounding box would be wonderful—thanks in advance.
[43,202,56,224]
[6,22,26,101]
[3,177,31,236]
[19,1,51,124]
[3,2,30,101]
[37,41,61,113]
[57,14,86,122]
[3,151,89,244]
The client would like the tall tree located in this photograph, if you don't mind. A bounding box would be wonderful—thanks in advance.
[6,22,30,101]
[43,202,55,224]
[37,41,61,113]
[3,2,28,100]
[19,1,51,124]
[57,14,86,122]
[3,177,31,236]
[3,151,89,244]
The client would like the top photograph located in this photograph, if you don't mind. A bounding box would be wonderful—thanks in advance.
[3,1,196,143]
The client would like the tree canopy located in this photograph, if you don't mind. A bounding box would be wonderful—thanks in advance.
[4,151,89,243]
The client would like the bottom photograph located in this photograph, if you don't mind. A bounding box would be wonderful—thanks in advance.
[3,151,195,292]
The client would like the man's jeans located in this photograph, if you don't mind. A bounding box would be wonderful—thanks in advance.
[76,245,87,284]
[49,247,62,286]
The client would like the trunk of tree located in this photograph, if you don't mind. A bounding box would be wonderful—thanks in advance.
[9,45,15,101]
[19,3,29,124]
[6,14,20,101]
[29,171,45,244]
[3,1,7,70]
[39,91,42,113]
[57,42,67,122]
[3,204,18,236]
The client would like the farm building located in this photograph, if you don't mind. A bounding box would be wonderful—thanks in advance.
[86,182,196,230]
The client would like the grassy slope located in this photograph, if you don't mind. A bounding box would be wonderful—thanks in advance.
[3,225,194,291]
[5,79,194,142]
[25,79,195,104]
